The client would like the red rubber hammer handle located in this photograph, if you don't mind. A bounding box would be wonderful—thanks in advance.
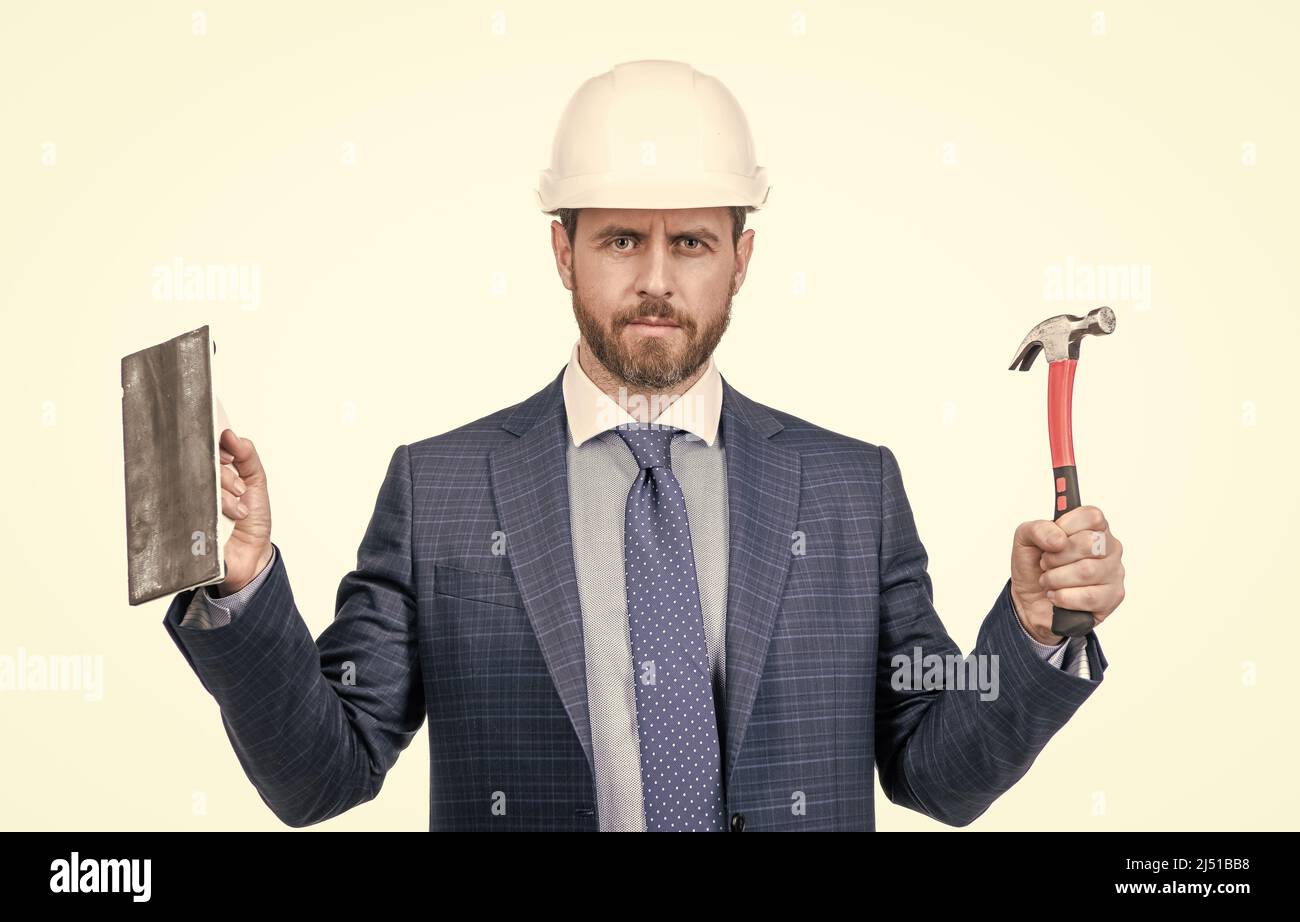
[1047,359,1095,638]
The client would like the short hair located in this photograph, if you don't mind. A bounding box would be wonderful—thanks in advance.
[556,206,751,251]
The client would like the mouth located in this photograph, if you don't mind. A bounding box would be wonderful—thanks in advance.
[625,319,681,338]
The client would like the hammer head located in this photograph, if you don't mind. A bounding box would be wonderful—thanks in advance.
[1009,306,1116,370]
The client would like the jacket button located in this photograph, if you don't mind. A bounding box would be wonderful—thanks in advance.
[730,812,745,832]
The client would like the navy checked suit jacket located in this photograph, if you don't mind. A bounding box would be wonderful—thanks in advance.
[163,366,1107,831]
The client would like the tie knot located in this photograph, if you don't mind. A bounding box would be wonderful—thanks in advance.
[615,424,679,470]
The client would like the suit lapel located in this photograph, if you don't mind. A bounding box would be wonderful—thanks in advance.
[488,368,595,774]
[718,376,802,784]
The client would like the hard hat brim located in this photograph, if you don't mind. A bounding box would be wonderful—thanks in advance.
[536,168,770,214]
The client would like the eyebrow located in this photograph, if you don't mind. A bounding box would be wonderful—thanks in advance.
[590,224,721,246]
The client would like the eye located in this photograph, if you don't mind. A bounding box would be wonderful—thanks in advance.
[610,237,635,251]
[680,237,701,250]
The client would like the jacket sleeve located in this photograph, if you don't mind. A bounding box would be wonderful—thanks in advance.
[161,444,425,827]
[872,444,1107,827]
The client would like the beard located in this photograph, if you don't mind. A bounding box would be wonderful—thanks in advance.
[571,271,734,392]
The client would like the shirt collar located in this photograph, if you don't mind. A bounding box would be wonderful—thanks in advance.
[562,339,723,448]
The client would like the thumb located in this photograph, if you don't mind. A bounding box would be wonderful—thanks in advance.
[219,428,265,484]
[1014,519,1068,554]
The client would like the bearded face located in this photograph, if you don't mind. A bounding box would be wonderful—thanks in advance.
[571,264,735,392]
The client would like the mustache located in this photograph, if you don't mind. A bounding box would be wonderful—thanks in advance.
[617,302,693,329]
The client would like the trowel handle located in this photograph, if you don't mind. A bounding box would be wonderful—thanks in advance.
[1047,359,1096,639]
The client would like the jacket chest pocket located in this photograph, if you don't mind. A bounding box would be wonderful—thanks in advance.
[433,563,525,610]
[428,563,553,707]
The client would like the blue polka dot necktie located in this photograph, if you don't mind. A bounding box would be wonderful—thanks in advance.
[614,423,725,832]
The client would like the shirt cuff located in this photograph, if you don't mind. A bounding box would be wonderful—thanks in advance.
[1008,589,1094,678]
[178,545,278,629]
[1010,590,1070,667]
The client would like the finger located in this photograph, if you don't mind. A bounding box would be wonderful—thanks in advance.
[1054,504,1108,537]
[221,487,249,520]
[1040,529,1110,569]
[220,429,265,482]
[221,464,247,497]
[1015,519,1068,553]
[1044,583,1113,613]
[1039,553,1119,591]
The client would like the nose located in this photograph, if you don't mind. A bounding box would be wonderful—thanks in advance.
[634,237,674,303]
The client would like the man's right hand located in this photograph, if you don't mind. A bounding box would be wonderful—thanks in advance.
[215,427,274,596]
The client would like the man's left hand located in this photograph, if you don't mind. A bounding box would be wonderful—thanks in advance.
[1010,505,1125,645]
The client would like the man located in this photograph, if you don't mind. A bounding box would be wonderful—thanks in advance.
[164,60,1124,831]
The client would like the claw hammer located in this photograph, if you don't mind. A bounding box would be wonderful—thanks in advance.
[1009,306,1117,639]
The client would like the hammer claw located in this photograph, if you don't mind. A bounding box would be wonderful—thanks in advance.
[1008,338,1043,372]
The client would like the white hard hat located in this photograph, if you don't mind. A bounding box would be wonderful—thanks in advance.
[536,60,771,214]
